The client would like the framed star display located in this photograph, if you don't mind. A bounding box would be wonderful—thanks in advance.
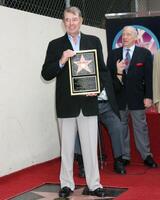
[68,49,100,96]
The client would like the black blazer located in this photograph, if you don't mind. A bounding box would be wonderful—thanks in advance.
[108,46,153,110]
[41,33,119,118]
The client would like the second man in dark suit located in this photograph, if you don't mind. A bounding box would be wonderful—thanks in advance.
[108,26,157,168]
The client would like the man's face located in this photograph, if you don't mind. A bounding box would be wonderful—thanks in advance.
[122,27,137,48]
[63,12,82,36]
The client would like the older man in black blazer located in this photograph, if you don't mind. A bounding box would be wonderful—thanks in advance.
[41,6,111,198]
[108,26,157,168]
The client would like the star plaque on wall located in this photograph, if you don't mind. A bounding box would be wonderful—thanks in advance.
[68,49,100,96]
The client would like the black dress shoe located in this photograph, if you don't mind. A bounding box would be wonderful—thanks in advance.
[144,155,158,168]
[122,159,130,166]
[59,186,73,198]
[114,159,126,174]
[82,187,108,197]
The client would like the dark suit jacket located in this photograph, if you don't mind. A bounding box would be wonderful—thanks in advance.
[108,46,153,110]
[41,33,119,118]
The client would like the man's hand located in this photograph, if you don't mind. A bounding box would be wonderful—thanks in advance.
[86,93,97,96]
[59,49,76,65]
[144,98,152,108]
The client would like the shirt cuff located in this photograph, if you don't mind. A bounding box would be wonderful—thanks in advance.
[59,61,64,68]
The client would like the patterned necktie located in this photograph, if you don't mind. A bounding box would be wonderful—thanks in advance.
[125,49,131,73]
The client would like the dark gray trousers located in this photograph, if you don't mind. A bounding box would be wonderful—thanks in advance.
[120,109,152,160]
[75,101,124,159]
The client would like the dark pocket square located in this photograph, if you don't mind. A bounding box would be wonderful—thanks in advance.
[136,63,144,67]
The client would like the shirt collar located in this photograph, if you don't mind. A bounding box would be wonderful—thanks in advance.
[123,45,135,52]
[67,33,81,41]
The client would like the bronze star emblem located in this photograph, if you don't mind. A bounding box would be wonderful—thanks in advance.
[74,54,92,74]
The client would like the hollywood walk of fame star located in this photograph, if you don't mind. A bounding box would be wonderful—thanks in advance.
[32,191,59,199]
[32,187,113,200]
[73,54,93,74]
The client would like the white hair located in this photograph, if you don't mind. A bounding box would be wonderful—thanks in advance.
[122,26,138,38]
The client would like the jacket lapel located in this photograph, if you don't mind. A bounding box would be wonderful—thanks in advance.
[129,46,138,66]
[80,33,87,50]
[63,33,73,50]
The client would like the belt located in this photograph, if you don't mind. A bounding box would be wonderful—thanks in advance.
[98,100,107,103]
